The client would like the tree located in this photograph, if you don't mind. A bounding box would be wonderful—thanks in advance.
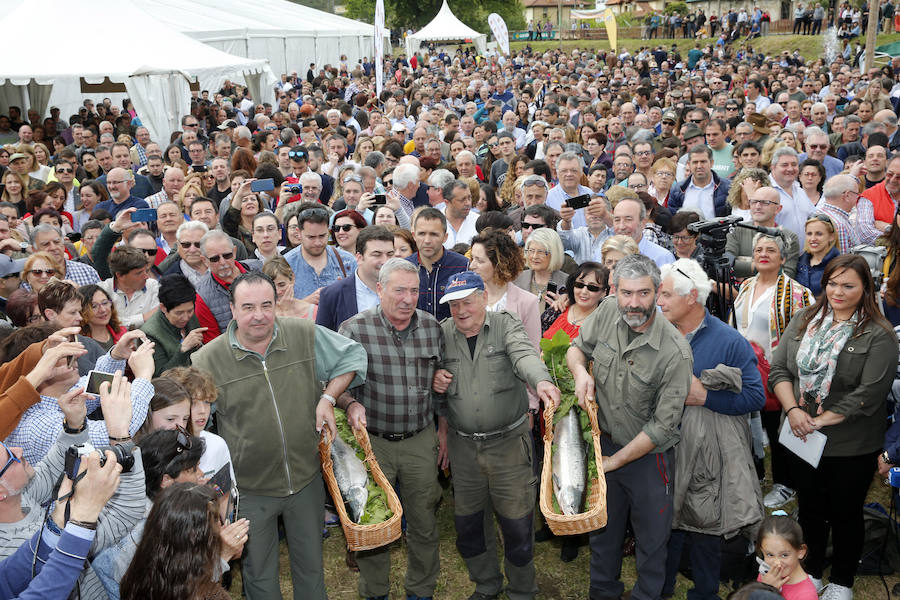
[344,0,524,35]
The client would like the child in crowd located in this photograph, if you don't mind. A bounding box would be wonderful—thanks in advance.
[756,514,818,600]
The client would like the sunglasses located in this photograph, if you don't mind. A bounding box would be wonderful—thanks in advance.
[27,269,57,277]
[288,151,307,160]
[342,175,362,183]
[332,224,356,232]
[0,441,20,480]
[207,251,234,263]
[179,241,202,249]
[139,248,158,257]
[520,221,544,229]
[55,167,73,173]
[573,281,604,293]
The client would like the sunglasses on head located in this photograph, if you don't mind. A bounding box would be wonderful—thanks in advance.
[207,251,234,263]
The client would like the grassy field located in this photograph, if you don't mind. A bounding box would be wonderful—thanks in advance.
[227,464,900,599]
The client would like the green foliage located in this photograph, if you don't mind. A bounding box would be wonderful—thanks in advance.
[664,2,688,16]
[344,0,525,39]
[333,409,394,524]
[542,331,597,514]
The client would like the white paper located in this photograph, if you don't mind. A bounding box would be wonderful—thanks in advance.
[778,418,827,468]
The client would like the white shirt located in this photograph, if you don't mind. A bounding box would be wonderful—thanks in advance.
[198,430,236,485]
[443,210,480,249]
[354,273,379,313]
[98,277,160,328]
[770,175,816,240]
[682,177,717,219]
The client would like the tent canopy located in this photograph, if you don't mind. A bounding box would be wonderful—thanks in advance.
[406,0,487,57]
[0,0,275,142]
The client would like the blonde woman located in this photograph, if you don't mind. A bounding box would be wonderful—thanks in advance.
[726,168,770,222]
[514,227,568,312]
[176,180,203,219]
[600,234,640,289]
[760,140,789,169]
[352,136,375,164]
[32,143,51,169]
[498,155,529,208]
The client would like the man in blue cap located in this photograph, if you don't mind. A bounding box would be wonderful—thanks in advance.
[432,271,560,600]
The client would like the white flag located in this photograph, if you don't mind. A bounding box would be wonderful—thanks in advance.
[374,0,385,96]
[487,13,509,56]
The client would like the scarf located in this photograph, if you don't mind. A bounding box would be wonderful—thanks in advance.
[795,311,857,414]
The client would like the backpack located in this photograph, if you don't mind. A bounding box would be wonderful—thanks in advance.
[857,502,900,575]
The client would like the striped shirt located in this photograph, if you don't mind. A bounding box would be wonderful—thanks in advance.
[818,202,859,253]
[339,307,445,435]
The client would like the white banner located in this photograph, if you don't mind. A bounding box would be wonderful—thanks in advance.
[374,0,385,96]
[487,13,509,56]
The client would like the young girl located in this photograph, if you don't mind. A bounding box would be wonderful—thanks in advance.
[756,515,819,599]
[163,366,235,485]
[135,377,191,441]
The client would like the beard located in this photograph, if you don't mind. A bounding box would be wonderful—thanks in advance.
[618,302,655,329]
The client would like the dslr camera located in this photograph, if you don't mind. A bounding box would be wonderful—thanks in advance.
[65,442,135,480]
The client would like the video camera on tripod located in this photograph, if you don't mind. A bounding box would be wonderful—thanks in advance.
[687,215,785,321]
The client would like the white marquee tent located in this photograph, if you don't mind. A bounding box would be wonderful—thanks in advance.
[0,0,276,142]
[405,0,487,58]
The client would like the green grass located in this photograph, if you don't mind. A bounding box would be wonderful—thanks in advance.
[228,462,900,599]
[502,32,900,62]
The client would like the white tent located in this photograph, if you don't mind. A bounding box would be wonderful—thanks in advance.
[0,0,276,142]
[405,0,487,57]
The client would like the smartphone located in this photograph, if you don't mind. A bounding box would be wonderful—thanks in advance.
[373,194,387,205]
[546,282,559,295]
[66,334,77,368]
[756,556,771,575]
[192,164,208,173]
[132,336,145,352]
[85,370,115,396]
[566,194,592,210]
[251,178,275,192]
[131,208,158,222]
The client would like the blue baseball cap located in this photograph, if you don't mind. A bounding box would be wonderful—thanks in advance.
[439,271,485,304]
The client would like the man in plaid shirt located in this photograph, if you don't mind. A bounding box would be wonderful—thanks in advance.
[338,257,445,600]
[25,225,100,289]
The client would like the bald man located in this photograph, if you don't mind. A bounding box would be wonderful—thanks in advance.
[144,167,186,209]
[94,167,149,218]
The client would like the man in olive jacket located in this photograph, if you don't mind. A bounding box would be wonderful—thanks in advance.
[191,271,367,600]
[432,271,560,600]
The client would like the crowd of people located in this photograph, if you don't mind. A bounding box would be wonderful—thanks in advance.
[0,27,899,600]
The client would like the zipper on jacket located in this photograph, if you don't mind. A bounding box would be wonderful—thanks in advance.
[261,359,294,494]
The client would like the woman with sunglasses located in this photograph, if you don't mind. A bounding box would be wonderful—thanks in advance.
[222,179,264,255]
[78,284,126,352]
[330,209,366,255]
[22,251,59,295]
[796,214,839,298]
[542,262,609,340]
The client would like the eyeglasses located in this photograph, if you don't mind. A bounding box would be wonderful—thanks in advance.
[672,234,696,242]
[206,251,234,263]
[0,441,21,480]
[749,199,779,207]
[524,248,550,256]
[179,241,202,249]
[91,299,111,311]
[635,150,652,157]
[27,268,57,277]
[106,180,126,185]
[573,281,604,293]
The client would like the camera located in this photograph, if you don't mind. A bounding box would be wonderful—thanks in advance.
[65,442,135,479]
[286,184,302,194]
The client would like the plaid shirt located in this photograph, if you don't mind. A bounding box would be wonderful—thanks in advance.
[6,353,154,464]
[818,202,859,252]
[850,197,881,246]
[339,307,445,435]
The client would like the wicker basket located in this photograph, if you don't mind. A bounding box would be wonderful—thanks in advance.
[319,426,403,551]
[539,397,608,535]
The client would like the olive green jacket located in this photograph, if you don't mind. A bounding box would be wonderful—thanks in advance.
[572,296,693,452]
[769,306,899,457]
[441,310,551,434]
[191,317,367,496]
